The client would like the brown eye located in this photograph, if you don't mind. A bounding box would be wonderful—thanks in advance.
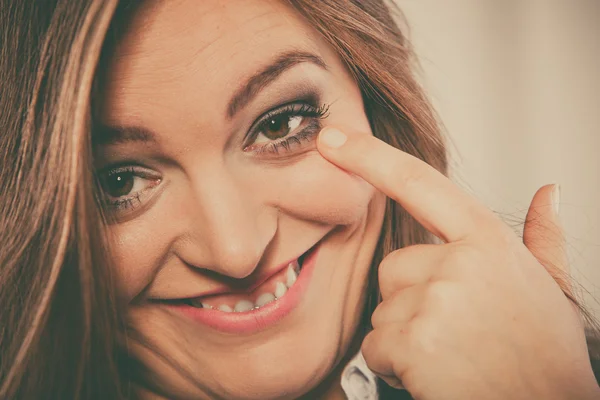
[101,171,135,198]
[95,165,162,215]
[261,115,303,141]
[245,102,329,153]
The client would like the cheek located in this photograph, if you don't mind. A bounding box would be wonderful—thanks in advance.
[106,222,171,300]
[252,152,377,225]
[105,159,376,301]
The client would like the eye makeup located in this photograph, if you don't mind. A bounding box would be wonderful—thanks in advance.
[243,101,329,155]
[96,164,162,215]
[95,90,331,216]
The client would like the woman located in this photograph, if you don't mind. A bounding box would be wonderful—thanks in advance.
[1,1,599,399]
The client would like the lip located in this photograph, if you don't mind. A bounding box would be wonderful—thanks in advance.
[168,241,321,335]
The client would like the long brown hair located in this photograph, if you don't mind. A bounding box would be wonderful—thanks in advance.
[1,1,597,399]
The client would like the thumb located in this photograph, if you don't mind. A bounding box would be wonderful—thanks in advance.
[523,184,571,294]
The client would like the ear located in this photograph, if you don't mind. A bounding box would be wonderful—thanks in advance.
[523,184,571,294]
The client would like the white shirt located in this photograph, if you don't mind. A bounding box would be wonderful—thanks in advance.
[340,351,379,400]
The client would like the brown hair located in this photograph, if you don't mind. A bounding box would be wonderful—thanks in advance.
[0,1,597,399]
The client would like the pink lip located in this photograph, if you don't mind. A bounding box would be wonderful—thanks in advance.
[167,242,320,335]
[178,256,299,300]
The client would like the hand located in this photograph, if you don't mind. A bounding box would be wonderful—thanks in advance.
[317,128,600,400]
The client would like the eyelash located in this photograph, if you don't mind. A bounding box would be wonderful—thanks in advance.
[244,102,330,155]
[97,100,330,214]
[96,166,161,214]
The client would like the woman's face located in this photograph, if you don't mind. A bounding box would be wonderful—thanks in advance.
[96,0,385,398]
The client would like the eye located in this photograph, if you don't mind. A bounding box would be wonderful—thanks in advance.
[101,170,135,198]
[244,102,330,154]
[97,165,161,214]
[254,115,304,144]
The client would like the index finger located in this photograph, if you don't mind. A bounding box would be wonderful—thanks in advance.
[316,128,504,243]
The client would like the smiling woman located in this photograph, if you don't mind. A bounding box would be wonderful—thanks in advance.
[1,1,599,400]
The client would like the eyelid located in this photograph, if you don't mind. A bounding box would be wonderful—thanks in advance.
[244,101,328,148]
[244,93,322,136]
[244,104,329,158]
[97,162,159,178]
[248,119,322,156]
[96,164,162,219]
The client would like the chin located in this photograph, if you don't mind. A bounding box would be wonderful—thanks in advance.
[210,329,345,400]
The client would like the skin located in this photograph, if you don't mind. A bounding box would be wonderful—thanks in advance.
[96,1,600,399]
[317,128,600,399]
[97,1,385,399]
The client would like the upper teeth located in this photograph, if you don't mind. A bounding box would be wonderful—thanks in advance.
[233,300,254,313]
[255,292,276,307]
[287,260,299,287]
[191,261,301,312]
[274,281,287,298]
[218,304,233,312]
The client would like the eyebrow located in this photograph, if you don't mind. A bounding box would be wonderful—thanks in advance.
[94,50,327,145]
[226,50,327,119]
[93,124,155,145]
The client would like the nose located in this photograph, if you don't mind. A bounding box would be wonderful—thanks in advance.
[177,168,275,279]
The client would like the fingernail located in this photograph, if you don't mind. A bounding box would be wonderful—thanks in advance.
[319,128,347,148]
[552,184,561,215]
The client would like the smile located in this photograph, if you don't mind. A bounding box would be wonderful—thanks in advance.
[168,241,321,334]
[185,259,301,312]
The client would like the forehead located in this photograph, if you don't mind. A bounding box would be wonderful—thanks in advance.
[103,0,325,122]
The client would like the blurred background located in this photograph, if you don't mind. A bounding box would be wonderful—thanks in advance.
[396,0,600,315]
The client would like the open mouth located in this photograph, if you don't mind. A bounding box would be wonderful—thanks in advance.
[169,241,320,334]
[182,254,306,313]
[178,243,314,313]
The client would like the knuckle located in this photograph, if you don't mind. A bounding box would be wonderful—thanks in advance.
[371,291,416,329]
[394,159,427,191]
[378,244,430,289]
[407,317,437,358]
[426,280,456,306]
[370,303,384,329]
[378,249,404,288]
[353,137,376,164]
[361,330,376,357]
[377,253,395,283]
[443,233,517,278]
[361,328,386,366]
[444,243,483,268]
[354,132,373,150]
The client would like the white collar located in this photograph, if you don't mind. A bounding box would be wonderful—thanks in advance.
[340,351,379,400]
